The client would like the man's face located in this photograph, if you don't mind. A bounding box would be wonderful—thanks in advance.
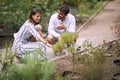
[57,10,67,21]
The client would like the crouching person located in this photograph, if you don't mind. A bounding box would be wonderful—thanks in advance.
[12,8,51,62]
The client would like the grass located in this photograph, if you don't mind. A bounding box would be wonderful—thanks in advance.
[77,1,104,16]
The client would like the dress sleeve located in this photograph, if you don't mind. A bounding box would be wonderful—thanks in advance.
[28,23,41,41]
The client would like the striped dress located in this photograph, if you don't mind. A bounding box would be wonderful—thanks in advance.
[12,20,46,57]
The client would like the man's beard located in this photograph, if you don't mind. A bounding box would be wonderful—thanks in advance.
[58,16,64,21]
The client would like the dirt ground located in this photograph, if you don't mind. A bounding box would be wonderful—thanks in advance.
[55,39,120,80]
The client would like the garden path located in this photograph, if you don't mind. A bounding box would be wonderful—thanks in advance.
[76,0,120,47]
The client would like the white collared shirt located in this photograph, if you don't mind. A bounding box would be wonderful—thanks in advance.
[48,13,76,37]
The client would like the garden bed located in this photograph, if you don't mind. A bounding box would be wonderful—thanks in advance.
[54,39,120,80]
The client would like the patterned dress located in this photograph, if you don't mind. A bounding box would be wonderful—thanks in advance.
[12,20,46,57]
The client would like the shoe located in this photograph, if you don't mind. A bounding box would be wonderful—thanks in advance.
[16,54,23,63]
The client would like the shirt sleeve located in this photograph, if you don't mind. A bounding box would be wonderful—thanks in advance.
[67,16,76,33]
[28,23,41,41]
[48,15,60,37]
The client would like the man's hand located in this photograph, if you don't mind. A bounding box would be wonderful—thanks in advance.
[56,24,66,30]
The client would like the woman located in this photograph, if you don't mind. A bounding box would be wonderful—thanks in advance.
[12,8,51,60]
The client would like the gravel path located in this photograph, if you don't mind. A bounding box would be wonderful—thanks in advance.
[76,0,120,47]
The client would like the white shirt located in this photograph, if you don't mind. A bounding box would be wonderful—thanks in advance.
[48,13,76,37]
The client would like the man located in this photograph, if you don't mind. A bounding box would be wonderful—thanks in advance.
[47,5,76,44]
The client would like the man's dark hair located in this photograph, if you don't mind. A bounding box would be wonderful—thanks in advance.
[58,5,70,15]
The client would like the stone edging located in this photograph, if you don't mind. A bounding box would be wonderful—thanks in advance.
[48,54,68,62]
[76,1,109,33]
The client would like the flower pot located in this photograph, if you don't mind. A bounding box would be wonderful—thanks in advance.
[112,72,120,80]
[113,59,120,66]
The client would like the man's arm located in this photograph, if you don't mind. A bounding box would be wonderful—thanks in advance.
[67,16,76,32]
[48,15,60,38]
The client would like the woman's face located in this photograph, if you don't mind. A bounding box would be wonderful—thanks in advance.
[32,13,41,24]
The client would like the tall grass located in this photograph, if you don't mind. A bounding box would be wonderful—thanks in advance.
[79,40,106,80]
[110,15,120,39]
[0,47,56,80]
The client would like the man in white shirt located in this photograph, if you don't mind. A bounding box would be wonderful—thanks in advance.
[47,5,76,44]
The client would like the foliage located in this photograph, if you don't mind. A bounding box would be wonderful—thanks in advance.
[52,32,79,74]
[0,49,55,80]
[80,39,106,64]
[0,0,105,34]
[77,1,104,16]
[110,15,120,39]
[60,0,81,7]
[79,40,106,80]
[52,32,79,54]
[55,76,70,80]
[0,0,30,31]
[0,44,15,71]
[81,64,104,80]
[52,41,65,54]
[61,32,78,47]
[0,0,60,32]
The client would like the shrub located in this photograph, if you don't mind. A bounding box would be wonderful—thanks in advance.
[110,15,120,39]
[79,40,106,80]
[52,32,79,54]
[0,48,55,80]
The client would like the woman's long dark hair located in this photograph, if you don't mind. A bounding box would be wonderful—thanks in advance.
[29,8,41,25]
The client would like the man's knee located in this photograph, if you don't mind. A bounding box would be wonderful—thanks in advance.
[47,35,56,44]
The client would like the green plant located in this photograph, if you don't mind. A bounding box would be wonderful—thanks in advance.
[52,41,65,54]
[0,44,15,72]
[52,32,79,79]
[77,1,104,16]
[0,0,61,33]
[79,40,106,80]
[61,32,78,47]
[0,49,56,80]
[81,64,104,80]
[61,0,81,7]
[52,32,78,54]
[110,15,120,39]
[80,40,106,64]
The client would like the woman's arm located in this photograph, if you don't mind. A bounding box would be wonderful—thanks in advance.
[28,23,51,47]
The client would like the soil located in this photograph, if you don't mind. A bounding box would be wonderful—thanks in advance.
[54,39,120,80]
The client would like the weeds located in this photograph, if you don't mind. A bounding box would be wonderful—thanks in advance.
[110,15,120,39]
[0,46,56,80]
[79,40,106,80]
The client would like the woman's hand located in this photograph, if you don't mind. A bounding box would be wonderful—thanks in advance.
[43,41,52,47]
[46,42,52,47]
